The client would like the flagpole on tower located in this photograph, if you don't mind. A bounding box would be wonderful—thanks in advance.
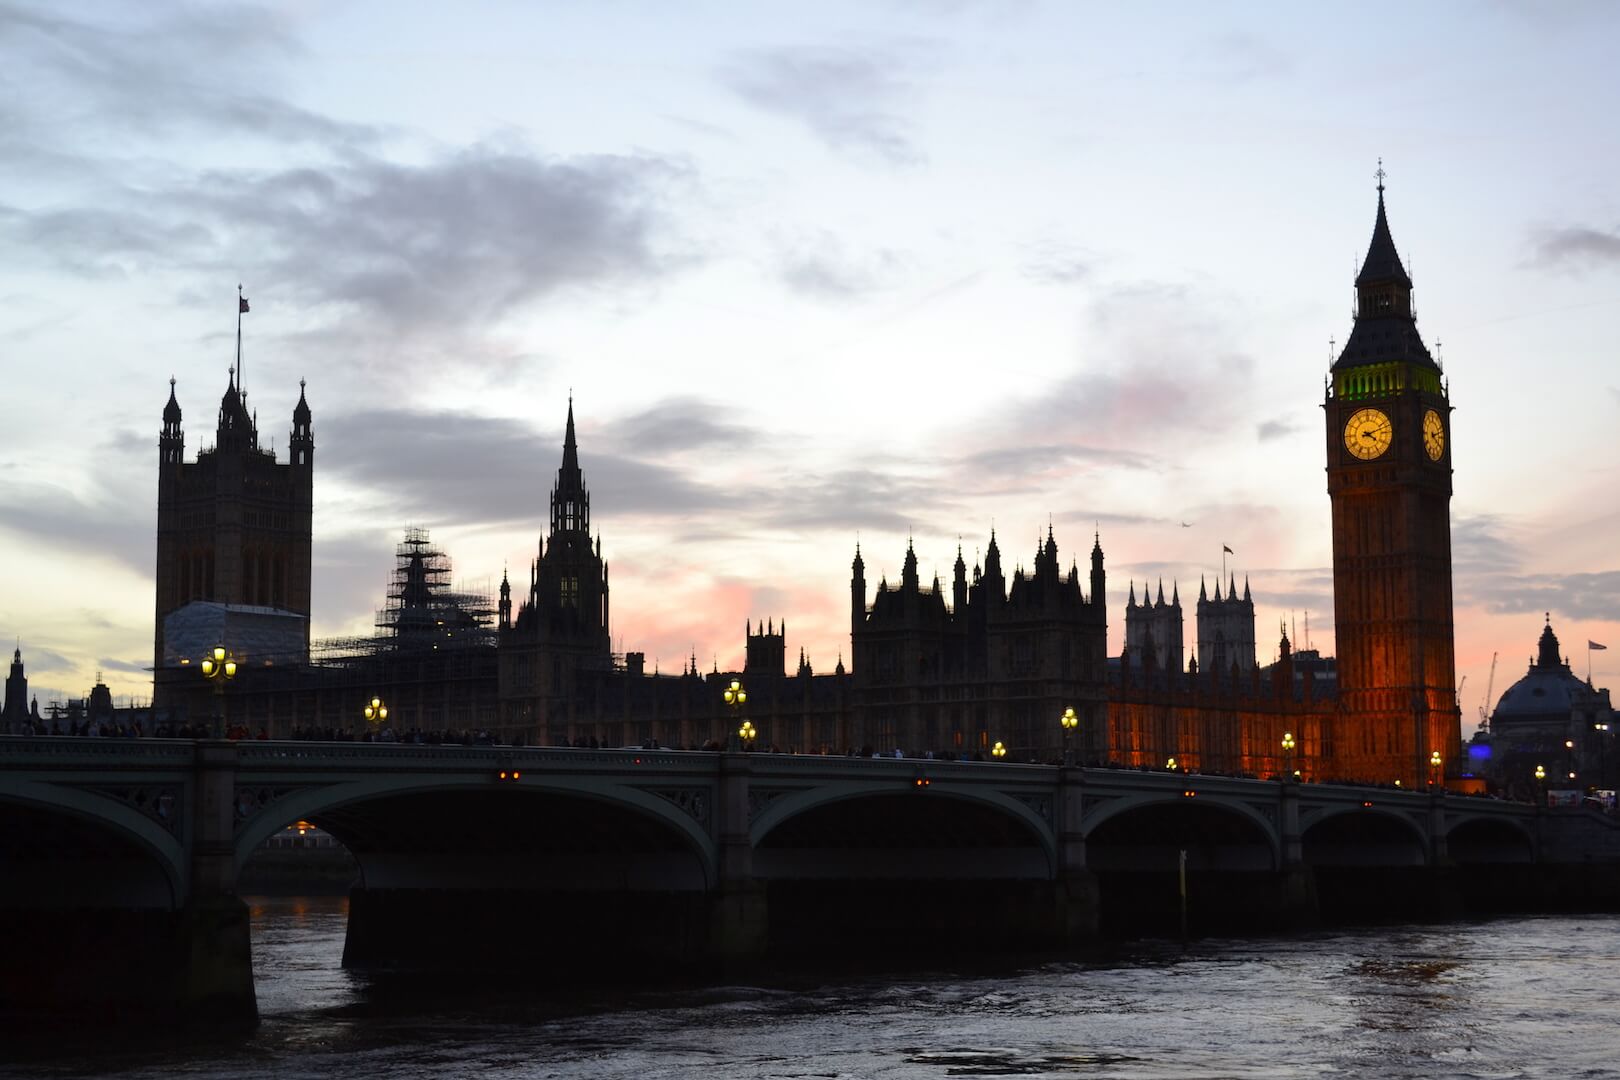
[236,285,250,392]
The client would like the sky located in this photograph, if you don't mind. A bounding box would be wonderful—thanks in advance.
[1,1,1617,733]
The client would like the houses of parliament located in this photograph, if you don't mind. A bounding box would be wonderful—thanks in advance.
[141,184,1465,788]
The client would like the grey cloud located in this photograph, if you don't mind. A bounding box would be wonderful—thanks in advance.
[778,239,896,301]
[1023,255,1093,286]
[1,2,379,147]
[721,46,921,165]
[1451,514,1620,622]
[959,443,1157,475]
[97,657,151,675]
[13,647,74,674]
[1479,571,1620,622]
[611,398,759,454]
[3,145,691,340]
[1257,417,1300,442]
[1452,514,1521,576]
[1532,225,1620,270]
[319,407,738,529]
[2,206,216,279]
[0,477,151,578]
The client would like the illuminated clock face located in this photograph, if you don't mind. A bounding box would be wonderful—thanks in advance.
[1423,409,1445,460]
[1343,407,1393,460]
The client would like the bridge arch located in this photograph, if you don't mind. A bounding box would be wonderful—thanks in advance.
[750,780,1057,876]
[233,773,718,889]
[0,782,186,907]
[1083,793,1281,872]
[1445,814,1536,864]
[1300,805,1429,867]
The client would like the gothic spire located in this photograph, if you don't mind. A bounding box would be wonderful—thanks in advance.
[550,397,590,535]
[1356,162,1412,288]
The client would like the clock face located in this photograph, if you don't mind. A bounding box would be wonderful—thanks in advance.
[1423,409,1445,460]
[1343,407,1393,460]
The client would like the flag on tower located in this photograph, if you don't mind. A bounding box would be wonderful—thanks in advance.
[1592,641,1609,651]
[1222,544,1234,554]
[239,295,250,313]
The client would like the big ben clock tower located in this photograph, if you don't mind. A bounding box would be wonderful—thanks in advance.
[1325,170,1462,787]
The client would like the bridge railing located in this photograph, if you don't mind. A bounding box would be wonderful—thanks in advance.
[0,735,197,766]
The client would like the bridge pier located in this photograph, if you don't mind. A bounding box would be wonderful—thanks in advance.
[708,754,767,968]
[1055,767,1100,942]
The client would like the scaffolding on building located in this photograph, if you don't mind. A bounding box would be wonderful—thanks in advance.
[310,527,496,667]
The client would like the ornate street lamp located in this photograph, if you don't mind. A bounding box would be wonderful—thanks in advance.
[1429,748,1443,789]
[1281,731,1297,782]
[990,740,1007,760]
[364,695,388,727]
[1166,755,1179,772]
[723,678,747,750]
[1534,763,1546,805]
[1059,706,1079,766]
[200,645,237,738]
[738,719,757,751]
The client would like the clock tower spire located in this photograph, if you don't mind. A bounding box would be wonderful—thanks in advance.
[1324,169,1460,787]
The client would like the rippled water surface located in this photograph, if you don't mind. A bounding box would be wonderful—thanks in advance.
[10,899,1620,1079]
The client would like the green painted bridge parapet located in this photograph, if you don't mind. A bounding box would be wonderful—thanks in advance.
[1,736,1607,1025]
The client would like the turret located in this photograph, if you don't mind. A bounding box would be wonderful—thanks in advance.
[498,568,512,630]
[1089,531,1105,610]
[952,543,968,614]
[851,542,866,637]
[160,378,184,477]
[290,378,313,469]
[215,368,256,453]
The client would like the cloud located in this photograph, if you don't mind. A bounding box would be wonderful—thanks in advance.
[1531,225,1620,271]
[1451,514,1620,622]
[776,232,899,301]
[4,146,691,340]
[957,443,1157,477]
[13,646,74,674]
[0,2,379,147]
[611,398,760,454]
[1022,253,1093,286]
[1257,417,1300,442]
[0,478,151,578]
[319,406,740,529]
[96,657,151,675]
[720,45,921,164]
[1478,571,1620,621]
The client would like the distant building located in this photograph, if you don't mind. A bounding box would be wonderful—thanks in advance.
[1126,580,1183,674]
[153,362,313,703]
[1476,618,1616,796]
[1196,574,1256,675]
[3,647,31,733]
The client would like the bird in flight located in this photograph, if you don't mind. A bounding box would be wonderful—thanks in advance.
[1180,521,1195,528]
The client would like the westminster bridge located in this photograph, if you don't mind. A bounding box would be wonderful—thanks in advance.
[2,737,1617,1025]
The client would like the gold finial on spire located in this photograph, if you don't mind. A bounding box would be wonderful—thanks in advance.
[1375,158,1386,192]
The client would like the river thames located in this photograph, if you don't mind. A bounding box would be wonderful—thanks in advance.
[7,898,1617,1079]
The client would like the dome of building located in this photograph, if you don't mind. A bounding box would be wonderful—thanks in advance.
[1491,619,1589,725]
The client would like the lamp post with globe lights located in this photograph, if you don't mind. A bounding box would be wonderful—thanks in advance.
[1534,763,1546,806]
[364,695,388,735]
[1059,706,1079,766]
[724,678,748,750]
[1281,731,1297,782]
[1429,749,1443,790]
[990,741,1007,760]
[200,645,237,738]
